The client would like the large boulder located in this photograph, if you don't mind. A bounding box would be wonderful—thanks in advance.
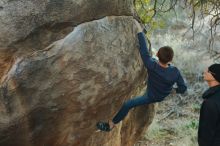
[0,0,134,79]
[0,16,154,146]
[0,0,133,50]
[0,0,155,146]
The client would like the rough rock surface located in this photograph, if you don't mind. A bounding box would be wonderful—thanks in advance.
[0,1,155,146]
[0,0,134,79]
[0,0,133,50]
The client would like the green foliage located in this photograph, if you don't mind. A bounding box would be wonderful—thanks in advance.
[134,0,166,30]
[192,103,201,112]
[134,0,217,32]
[134,0,184,34]
[186,119,199,130]
[186,119,199,129]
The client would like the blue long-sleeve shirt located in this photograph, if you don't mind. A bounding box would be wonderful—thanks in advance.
[137,32,187,100]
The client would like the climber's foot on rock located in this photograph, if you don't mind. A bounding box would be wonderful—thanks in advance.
[96,121,114,132]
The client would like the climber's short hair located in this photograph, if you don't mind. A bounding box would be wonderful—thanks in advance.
[157,46,174,64]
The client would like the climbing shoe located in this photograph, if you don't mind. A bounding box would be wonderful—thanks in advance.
[96,122,111,132]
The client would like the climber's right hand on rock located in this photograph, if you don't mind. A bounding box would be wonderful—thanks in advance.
[133,19,143,33]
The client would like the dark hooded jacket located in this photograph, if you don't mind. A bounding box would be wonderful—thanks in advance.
[198,85,220,146]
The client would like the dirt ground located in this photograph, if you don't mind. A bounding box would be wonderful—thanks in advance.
[134,86,205,146]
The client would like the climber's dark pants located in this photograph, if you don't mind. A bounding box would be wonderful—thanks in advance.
[112,91,162,124]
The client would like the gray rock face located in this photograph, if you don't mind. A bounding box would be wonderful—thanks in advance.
[0,16,154,146]
[0,0,133,51]
[0,0,133,80]
[0,1,155,146]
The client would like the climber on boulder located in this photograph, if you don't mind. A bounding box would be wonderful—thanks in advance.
[96,20,187,132]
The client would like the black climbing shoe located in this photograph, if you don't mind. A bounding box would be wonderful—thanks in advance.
[96,122,111,132]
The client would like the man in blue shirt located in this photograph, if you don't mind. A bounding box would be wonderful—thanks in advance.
[97,20,187,132]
